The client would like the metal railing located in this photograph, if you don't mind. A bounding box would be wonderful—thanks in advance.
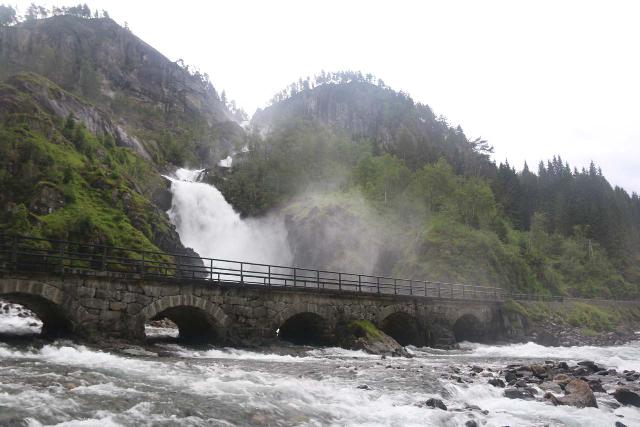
[0,234,615,303]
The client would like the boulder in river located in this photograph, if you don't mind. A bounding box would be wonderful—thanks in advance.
[488,378,505,388]
[613,386,640,407]
[545,379,597,408]
[504,388,535,400]
[421,398,447,410]
[336,320,410,357]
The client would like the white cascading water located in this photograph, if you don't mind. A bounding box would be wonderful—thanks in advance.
[165,168,292,265]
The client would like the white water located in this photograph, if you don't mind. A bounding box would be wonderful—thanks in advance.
[1,330,639,426]
[0,300,42,335]
[165,168,292,265]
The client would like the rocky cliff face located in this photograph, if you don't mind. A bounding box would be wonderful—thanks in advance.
[281,193,402,276]
[0,15,243,166]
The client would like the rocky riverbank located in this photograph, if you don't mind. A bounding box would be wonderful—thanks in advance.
[424,358,640,426]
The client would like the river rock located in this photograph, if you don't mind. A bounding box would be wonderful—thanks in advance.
[545,379,597,408]
[577,360,601,373]
[488,378,505,388]
[336,320,410,357]
[504,387,535,400]
[613,386,640,407]
[539,381,563,394]
[120,347,158,357]
[553,373,573,387]
[530,364,547,377]
[421,398,447,410]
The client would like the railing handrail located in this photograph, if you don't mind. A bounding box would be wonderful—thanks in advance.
[0,233,636,303]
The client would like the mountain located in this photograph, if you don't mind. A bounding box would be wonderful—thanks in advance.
[0,10,638,299]
[0,13,242,261]
[0,14,243,166]
[252,74,494,177]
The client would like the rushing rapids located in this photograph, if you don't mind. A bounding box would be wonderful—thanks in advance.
[2,171,640,426]
[1,304,640,426]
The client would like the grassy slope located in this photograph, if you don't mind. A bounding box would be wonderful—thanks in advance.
[0,73,173,255]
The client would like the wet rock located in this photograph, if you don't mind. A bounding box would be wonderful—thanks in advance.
[465,421,478,427]
[356,384,371,390]
[553,373,573,387]
[120,347,158,357]
[585,378,605,393]
[514,379,528,388]
[470,365,483,373]
[336,320,410,357]
[615,421,628,427]
[422,398,447,410]
[530,364,547,377]
[488,378,505,388]
[504,370,517,383]
[504,387,535,400]
[539,381,563,394]
[545,379,597,408]
[613,386,640,407]
[464,404,488,415]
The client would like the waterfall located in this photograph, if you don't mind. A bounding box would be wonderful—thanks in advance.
[166,168,292,265]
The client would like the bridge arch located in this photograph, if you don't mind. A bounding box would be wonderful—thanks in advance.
[453,313,486,343]
[0,280,74,337]
[275,304,335,346]
[380,311,425,346]
[140,295,229,343]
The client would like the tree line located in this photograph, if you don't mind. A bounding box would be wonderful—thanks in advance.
[0,3,111,26]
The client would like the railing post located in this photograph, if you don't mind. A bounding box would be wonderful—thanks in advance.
[210,259,213,282]
[409,280,413,296]
[424,281,427,297]
[316,270,320,289]
[338,272,342,291]
[101,245,108,271]
[377,277,380,294]
[293,267,297,288]
[240,262,244,284]
[463,285,466,299]
[394,278,397,295]
[10,235,17,271]
[358,275,362,292]
[268,265,272,288]
[59,242,65,273]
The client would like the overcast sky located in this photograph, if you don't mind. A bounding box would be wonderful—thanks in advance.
[13,0,640,194]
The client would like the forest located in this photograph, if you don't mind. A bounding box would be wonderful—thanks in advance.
[215,72,640,298]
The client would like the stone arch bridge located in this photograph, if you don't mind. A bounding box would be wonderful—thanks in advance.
[0,235,520,346]
[0,273,503,346]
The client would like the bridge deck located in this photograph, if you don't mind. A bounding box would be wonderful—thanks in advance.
[0,234,610,303]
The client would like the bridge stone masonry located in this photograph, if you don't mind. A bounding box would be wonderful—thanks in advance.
[0,235,564,347]
[0,272,504,346]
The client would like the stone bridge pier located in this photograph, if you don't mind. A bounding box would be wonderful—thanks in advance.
[0,273,506,346]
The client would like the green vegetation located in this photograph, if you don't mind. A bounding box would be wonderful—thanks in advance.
[346,320,384,340]
[507,299,640,334]
[218,77,640,298]
[0,73,172,256]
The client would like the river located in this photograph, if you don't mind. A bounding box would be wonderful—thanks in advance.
[1,306,639,426]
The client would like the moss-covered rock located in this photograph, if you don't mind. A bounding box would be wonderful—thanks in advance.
[336,319,410,357]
